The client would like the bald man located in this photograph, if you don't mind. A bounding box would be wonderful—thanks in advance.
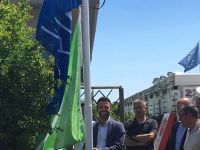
[166,97,191,150]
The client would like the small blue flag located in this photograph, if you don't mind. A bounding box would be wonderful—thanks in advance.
[178,42,200,72]
[36,0,81,114]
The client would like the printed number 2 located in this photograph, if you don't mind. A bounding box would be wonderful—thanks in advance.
[185,89,192,97]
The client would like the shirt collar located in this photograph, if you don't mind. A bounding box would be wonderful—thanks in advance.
[134,117,150,124]
[98,117,111,126]
[189,120,200,133]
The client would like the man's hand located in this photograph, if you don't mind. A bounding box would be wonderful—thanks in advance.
[125,135,149,146]
[125,135,134,146]
[131,132,156,143]
[93,148,99,150]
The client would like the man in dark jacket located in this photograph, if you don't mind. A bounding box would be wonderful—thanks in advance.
[166,97,191,150]
[93,97,125,150]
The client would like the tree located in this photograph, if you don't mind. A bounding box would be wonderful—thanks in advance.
[125,111,134,121]
[111,102,134,121]
[110,102,120,121]
[0,0,54,149]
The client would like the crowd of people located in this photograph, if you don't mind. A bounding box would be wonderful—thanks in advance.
[71,94,200,150]
[93,95,200,150]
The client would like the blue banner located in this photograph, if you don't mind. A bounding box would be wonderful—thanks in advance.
[36,0,81,114]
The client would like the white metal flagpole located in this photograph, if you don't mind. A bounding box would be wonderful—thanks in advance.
[81,0,93,149]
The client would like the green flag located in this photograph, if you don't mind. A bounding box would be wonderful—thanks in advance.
[41,15,85,149]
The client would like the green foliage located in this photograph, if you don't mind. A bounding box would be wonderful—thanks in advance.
[110,102,120,121]
[111,103,134,121]
[0,0,54,149]
[125,111,134,121]
[92,102,98,121]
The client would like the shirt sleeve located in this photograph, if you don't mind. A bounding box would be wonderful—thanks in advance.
[150,119,158,133]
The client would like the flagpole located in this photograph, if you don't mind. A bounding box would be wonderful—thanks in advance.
[81,0,93,150]
[198,42,200,72]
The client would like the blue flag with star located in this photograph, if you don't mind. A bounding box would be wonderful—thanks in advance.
[178,42,200,72]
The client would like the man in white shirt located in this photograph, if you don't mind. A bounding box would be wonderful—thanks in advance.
[180,105,200,150]
[166,97,191,150]
[93,97,125,150]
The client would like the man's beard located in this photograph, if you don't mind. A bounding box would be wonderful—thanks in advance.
[99,111,110,119]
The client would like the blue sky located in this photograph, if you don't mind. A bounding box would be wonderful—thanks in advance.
[91,0,200,101]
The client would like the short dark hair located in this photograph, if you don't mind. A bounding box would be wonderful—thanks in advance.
[97,97,111,107]
[182,105,199,118]
[133,98,147,107]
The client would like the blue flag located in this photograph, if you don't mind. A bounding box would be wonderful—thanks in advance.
[36,0,81,114]
[178,42,200,72]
